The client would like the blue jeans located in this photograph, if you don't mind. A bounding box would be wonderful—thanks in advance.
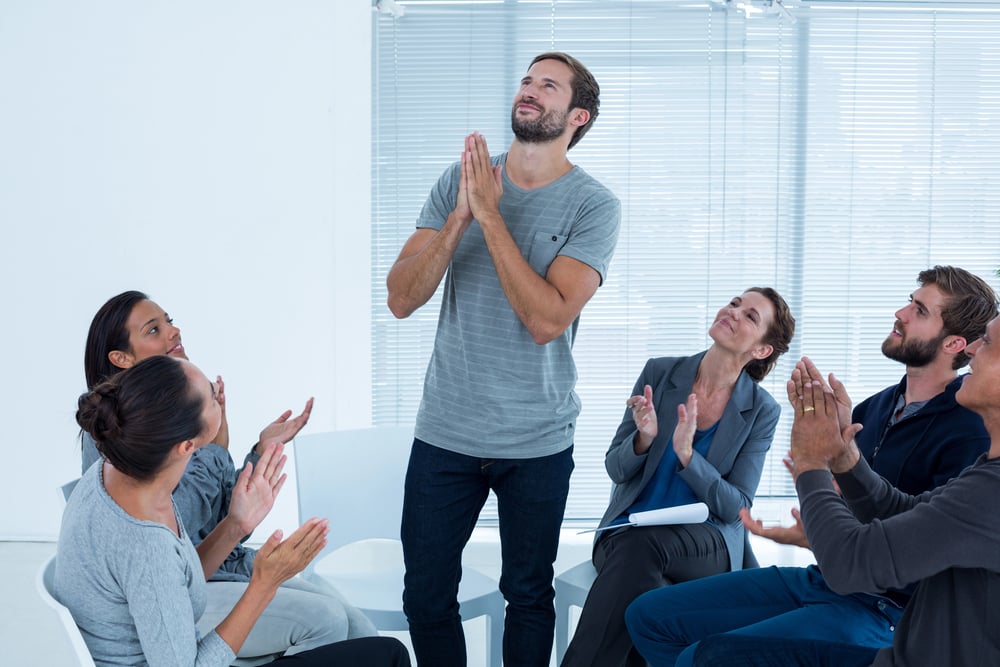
[625,565,902,667]
[691,635,879,666]
[401,438,574,667]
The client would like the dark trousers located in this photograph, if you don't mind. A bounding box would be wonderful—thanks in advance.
[401,438,574,667]
[560,523,729,667]
[272,637,411,666]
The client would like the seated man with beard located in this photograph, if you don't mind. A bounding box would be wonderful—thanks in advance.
[624,266,997,667]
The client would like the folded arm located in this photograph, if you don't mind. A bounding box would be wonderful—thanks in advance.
[465,132,605,344]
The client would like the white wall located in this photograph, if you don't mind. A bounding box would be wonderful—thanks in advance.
[0,1,373,540]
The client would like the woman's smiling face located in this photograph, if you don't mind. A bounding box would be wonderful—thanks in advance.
[111,300,187,369]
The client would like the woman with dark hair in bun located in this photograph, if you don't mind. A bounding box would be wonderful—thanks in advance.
[57,355,409,666]
[80,291,376,661]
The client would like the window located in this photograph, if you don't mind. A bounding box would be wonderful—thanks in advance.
[371,0,1000,521]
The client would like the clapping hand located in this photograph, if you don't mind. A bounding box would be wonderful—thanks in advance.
[824,372,863,473]
[252,518,330,588]
[672,393,698,468]
[787,357,862,479]
[214,375,230,449]
[255,398,314,455]
[740,506,811,549]
[627,384,659,454]
[786,358,855,443]
[229,442,287,536]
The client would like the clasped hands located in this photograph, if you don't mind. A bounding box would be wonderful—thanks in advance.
[455,132,503,228]
[786,356,863,479]
[740,356,863,548]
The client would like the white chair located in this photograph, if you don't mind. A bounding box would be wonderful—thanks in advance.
[47,483,94,665]
[37,554,97,667]
[553,559,597,663]
[294,426,505,667]
[60,479,79,505]
[54,480,280,667]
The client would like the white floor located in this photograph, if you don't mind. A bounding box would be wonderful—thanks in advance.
[5,508,813,666]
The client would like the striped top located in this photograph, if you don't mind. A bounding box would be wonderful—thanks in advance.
[414,153,620,458]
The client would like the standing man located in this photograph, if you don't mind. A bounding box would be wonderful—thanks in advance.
[625,266,997,666]
[387,52,620,667]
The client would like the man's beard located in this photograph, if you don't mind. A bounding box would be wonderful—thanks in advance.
[882,330,946,367]
[511,102,569,144]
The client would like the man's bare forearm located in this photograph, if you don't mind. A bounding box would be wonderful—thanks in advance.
[387,216,469,318]
[478,213,576,343]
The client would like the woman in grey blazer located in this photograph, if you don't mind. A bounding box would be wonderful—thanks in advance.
[561,287,795,667]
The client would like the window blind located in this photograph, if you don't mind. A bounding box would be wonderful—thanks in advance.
[371,0,1000,521]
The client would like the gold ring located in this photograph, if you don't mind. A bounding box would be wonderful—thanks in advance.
[803,406,816,413]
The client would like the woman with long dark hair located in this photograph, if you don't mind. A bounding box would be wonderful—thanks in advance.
[80,290,376,660]
[58,355,409,665]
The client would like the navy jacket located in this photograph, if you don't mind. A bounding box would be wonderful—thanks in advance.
[853,374,989,496]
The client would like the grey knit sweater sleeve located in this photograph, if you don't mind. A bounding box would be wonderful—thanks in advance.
[797,455,1000,596]
[54,464,236,667]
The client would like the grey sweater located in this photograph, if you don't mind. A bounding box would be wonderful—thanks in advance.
[54,462,236,667]
[798,455,1000,666]
[82,432,258,580]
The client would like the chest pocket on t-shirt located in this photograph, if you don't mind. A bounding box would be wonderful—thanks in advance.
[526,231,568,276]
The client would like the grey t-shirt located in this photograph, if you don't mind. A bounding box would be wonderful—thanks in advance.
[414,153,620,458]
[54,462,235,666]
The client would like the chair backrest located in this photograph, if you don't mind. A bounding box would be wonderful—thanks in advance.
[60,478,80,505]
[36,554,97,667]
[294,426,414,556]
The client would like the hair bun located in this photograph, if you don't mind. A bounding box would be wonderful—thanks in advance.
[76,355,203,481]
[77,383,123,445]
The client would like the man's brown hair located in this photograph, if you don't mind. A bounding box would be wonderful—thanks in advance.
[919,266,999,370]
[529,52,600,150]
